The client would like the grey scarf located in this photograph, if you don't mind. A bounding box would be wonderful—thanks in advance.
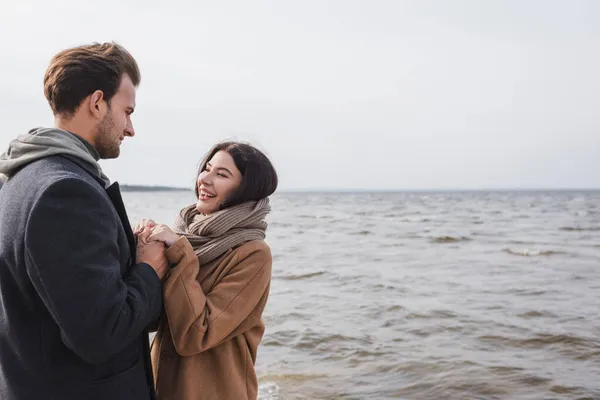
[173,198,270,265]
[0,127,110,187]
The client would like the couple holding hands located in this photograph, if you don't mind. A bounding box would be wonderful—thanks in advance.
[0,41,276,400]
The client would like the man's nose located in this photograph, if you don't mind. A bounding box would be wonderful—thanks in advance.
[126,121,135,137]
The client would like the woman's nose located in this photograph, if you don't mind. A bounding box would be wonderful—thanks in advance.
[200,173,212,185]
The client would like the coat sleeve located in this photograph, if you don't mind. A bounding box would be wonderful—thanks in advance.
[24,177,163,364]
[162,237,271,356]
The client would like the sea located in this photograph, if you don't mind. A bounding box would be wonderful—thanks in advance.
[123,189,600,400]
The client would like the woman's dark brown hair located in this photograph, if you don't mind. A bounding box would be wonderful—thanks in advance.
[196,142,278,209]
[43,42,140,116]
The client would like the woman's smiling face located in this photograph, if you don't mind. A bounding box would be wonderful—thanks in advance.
[196,150,243,215]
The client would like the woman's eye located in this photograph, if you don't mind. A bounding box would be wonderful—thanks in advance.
[217,173,226,178]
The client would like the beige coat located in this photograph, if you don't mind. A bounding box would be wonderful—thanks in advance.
[150,237,272,400]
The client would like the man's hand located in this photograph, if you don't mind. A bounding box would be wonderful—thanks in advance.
[136,229,168,279]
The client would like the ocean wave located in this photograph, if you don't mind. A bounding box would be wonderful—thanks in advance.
[385,304,405,312]
[262,330,298,347]
[349,230,373,236]
[507,288,557,297]
[406,309,458,319]
[560,226,600,232]
[292,330,373,351]
[279,271,326,280]
[550,384,593,396]
[477,333,594,350]
[487,365,526,375]
[430,236,472,243]
[503,248,565,257]
[573,349,600,361]
[270,222,293,228]
[259,373,329,383]
[517,310,556,318]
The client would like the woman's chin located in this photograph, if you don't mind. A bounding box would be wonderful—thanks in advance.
[195,200,214,215]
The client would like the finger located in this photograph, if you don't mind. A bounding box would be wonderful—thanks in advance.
[146,239,167,249]
[147,233,165,243]
[137,228,151,244]
[140,224,150,234]
[136,220,151,233]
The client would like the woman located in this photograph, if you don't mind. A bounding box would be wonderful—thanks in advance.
[135,141,277,400]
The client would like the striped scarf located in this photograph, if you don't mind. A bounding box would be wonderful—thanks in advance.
[173,198,270,265]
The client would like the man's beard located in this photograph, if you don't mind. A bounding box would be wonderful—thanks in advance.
[95,111,120,159]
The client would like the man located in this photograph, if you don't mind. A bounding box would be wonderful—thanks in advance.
[0,43,167,399]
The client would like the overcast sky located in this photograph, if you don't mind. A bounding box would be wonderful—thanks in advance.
[1,0,599,190]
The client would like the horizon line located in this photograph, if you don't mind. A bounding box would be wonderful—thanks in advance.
[119,184,600,193]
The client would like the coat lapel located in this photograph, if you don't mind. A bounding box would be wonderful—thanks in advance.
[106,182,137,263]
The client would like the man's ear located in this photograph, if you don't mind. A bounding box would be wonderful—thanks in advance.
[88,90,106,118]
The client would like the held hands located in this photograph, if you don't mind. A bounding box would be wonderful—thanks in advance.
[134,219,179,280]
[133,219,180,247]
[146,224,181,247]
[134,218,157,237]
[136,229,169,280]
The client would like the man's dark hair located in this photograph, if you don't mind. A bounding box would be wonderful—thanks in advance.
[43,42,140,116]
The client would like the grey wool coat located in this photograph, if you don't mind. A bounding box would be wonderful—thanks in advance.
[0,154,162,399]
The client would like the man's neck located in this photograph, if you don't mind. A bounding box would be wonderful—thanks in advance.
[55,117,101,161]
[68,132,101,161]
[55,115,95,145]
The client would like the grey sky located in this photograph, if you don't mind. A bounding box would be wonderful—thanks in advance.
[1,0,599,190]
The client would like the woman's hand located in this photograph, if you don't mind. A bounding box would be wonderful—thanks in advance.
[134,218,157,237]
[147,224,181,247]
